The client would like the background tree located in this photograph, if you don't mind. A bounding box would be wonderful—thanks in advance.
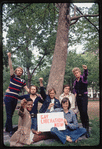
[2,3,58,87]
[46,3,99,97]
[2,3,99,98]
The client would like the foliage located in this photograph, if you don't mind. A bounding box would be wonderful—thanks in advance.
[2,3,99,92]
[69,3,99,53]
[64,50,99,93]
[64,50,86,89]
[81,51,99,94]
[3,66,10,96]
[2,3,58,86]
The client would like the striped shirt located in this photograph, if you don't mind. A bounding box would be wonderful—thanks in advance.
[6,74,26,99]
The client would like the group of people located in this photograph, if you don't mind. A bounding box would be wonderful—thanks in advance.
[4,52,90,146]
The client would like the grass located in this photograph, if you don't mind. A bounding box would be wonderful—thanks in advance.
[24,117,100,147]
[3,106,19,128]
[3,104,100,147]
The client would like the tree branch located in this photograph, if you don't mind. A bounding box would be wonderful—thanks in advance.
[71,4,99,32]
[74,5,76,16]
[70,19,79,26]
[30,55,45,78]
[71,14,99,21]
[6,4,31,19]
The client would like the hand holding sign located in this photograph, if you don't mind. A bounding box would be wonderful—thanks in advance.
[64,118,68,125]
[37,112,65,132]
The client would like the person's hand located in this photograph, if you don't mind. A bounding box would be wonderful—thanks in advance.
[6,88,10,93]
[39,78,43,82]
[35,131,42,135]
[48,103,54,110]
[32,129,42,134]
[7,52,11,58]
[21,99,27,107]
[64,118,68,125]
[82,65,87,70]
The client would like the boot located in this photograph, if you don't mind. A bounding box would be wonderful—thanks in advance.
[85,127,90,138]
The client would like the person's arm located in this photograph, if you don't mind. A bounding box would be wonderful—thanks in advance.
[38,96,45,103]
[39,78,46,100]
[66,112,78,130]
[74,93,77,98]
[82,65,88,81]
[18,94,29,100]
[18,99,27,118]
[24,85,29,93]
[70,94,75,110]
[39,78,43,87]
[7,52,14,76]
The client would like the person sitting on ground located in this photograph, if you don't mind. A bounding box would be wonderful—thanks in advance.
[18,85,45,131]
[39,78,61,113]
[46,97,86,144]
[59,84,78,116]
[10,98,50,147]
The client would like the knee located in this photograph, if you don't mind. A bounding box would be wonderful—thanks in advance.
[81,128,87,134]
[51,127,58,132]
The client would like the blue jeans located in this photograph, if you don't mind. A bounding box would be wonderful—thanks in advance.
[4,96,18,132]
[31,117,37,130]
[51,127,86,144]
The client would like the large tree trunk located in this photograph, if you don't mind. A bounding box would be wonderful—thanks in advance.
[47,3,70,98]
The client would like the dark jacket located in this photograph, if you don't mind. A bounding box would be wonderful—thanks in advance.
[18,94,44,114]
[39,87,61,113]
[73,69,88,95]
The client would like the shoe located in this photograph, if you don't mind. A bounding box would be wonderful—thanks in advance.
[85,131,90,138]
[9,131,14,137]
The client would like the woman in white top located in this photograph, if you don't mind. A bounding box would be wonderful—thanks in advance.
[59,85,78,115]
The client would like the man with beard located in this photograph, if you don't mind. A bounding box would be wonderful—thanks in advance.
[4,52,29,137]
[18,85,45,131]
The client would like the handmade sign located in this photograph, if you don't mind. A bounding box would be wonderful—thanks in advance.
[37,112,65,132]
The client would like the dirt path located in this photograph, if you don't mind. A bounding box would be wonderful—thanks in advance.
[88,101,99,119]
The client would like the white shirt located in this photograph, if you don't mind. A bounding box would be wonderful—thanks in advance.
[59,92,78,114]
[50,99,54,112]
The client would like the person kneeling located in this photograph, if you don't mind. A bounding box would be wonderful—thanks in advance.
[10,98,49,147]
[46,97,86,144]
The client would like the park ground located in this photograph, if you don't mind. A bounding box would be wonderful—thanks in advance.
[3,100,100,147]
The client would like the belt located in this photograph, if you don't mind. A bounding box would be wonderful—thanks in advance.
[31,113,37,118]
[77,93,87,97]
[77,94,83,97]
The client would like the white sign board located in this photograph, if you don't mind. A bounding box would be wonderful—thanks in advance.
[37,112,65,132]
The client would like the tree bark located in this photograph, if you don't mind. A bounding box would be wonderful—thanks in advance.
[47,3,70,98]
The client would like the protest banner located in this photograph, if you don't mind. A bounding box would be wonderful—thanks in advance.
[37,112,65,132]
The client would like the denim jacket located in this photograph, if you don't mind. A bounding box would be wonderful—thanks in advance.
[39,87,61,113]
